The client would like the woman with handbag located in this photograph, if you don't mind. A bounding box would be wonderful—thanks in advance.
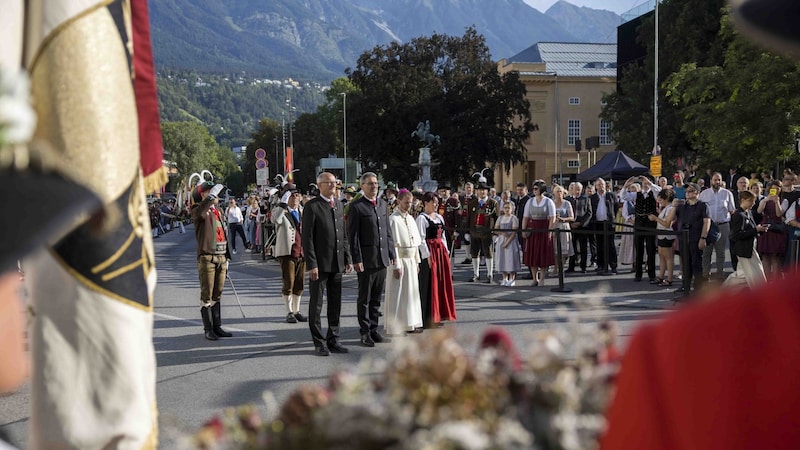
[756,180,786,276]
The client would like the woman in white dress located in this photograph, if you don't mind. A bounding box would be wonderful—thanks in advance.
[618,183,639,265]
[384,189,424,335]
[495,201,521,286]
[551,185,574,270]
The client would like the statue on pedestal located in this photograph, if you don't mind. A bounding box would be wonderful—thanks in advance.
[411,120,440,192]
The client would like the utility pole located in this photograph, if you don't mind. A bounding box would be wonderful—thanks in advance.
[340,92,347,184]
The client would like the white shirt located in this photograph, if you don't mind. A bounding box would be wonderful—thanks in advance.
[226,205,244,223]
[698,187,735,223]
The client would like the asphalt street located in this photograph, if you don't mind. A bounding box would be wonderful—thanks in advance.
[1,224,679,447]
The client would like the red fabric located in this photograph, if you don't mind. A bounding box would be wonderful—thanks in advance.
[131,0,163,182]
[211,208,226,243]
[426,238,456,322]
[522,219,554,267]
[601,275,800,450]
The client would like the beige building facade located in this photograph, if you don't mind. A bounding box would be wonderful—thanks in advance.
[494,42,618,191]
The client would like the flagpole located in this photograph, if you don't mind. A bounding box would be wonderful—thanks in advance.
[654,0,659,156]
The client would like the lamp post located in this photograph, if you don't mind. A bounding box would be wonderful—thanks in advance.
[281,111,286,176]
[340,92,347,184]
[534,71,560,183]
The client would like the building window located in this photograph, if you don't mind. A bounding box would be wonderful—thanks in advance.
[567,159,581,168]
[600,119,612,145]
[568,119,581,145]
[568,97,580,105]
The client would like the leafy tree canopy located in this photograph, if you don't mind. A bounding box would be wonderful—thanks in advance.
[344,27,534,188]
[161,121,241,194]
[664,13,800,170]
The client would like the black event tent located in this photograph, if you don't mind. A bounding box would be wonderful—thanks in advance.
[577,150,649,182]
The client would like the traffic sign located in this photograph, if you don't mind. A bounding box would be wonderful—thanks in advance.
[255,159,268,169]
[255,148,266,159]
[650,155,662,177]
[256,168,269,186]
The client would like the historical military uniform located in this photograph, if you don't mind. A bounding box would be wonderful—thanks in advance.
[466,182,499,282]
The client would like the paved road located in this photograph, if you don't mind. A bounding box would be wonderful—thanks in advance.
[1,225,675,447]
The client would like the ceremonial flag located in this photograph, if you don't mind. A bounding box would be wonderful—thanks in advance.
[21,1,163,448]
[285,146,294,180]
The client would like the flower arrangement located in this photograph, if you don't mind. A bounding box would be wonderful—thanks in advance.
[190,300,619,450]
[0,68,36,149]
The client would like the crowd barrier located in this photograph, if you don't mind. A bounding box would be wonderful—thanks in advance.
[443,222,692,294]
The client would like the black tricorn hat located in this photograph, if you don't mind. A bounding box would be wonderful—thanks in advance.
[475,181,491,190]
[2,151,103,273]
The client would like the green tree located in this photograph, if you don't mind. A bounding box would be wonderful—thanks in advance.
[601,0,727,173]
[664,13,800,170]
[161,121,219,191]
[345,27,534,188]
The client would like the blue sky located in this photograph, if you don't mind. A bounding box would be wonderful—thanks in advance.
[523,0,649,14]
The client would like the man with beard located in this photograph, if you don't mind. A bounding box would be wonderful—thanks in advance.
[698,172,736,280]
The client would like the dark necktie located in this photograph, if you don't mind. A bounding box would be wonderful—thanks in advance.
[372,199,377,207]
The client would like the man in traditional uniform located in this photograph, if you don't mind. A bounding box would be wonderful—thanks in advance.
[382,182,399,215]
[466,181,499,283]
[191,180,234,340]
[436,185,455,251]
[458,181,475,264]
[271,183,307,324]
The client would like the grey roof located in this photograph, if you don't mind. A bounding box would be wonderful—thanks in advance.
[506,42,617,77]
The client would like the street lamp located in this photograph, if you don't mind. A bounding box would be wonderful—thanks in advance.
[340,92,347,184]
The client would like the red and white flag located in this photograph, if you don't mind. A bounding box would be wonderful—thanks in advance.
[18,1,164,448]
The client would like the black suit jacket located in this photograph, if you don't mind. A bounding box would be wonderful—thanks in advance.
[730,208,758,258]
[590,191,618,223]
[301,196,351,273]
[347,196,395,269]
[569,194,594,228]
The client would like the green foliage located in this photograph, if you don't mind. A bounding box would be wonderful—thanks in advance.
[601,0,727,174]
[161,121,242,193]
[157,70,326,148]
[345,27,534,188]
[664,13,800,170]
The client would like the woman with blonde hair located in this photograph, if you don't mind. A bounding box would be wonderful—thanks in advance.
[551,184,574,271]
[648,189,676,286]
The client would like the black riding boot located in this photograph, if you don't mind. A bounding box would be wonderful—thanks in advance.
[211,302,233,337]
[201,307,218,340]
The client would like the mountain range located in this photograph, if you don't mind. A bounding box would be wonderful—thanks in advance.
[149,0,622,82]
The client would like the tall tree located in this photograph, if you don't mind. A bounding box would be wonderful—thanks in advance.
[664,13,800,170]
[345,27,533,188]
[161,121,219,191]
[601,0,727,174]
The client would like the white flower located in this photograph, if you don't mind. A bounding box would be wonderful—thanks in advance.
[0,69,36,145]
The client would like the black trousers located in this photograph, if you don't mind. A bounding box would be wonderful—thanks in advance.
[592,221,617,270]
[418,258,432,327]
[681,239,704,290]
[357,267,387,335]
[635,223,657,279]
[568,227,588,270]
[308,272,342,349]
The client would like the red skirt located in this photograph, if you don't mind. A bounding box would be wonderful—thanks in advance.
[428,238,457,322]
[523,219,554,267]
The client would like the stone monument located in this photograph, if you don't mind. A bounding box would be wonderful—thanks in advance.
[411,120,440,192]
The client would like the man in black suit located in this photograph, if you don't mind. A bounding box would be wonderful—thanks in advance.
[302,172,353,356]
[590,178,618,275]
[347,172,396,347]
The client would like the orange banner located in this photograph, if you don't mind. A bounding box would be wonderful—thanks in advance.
[285,147,293,180]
